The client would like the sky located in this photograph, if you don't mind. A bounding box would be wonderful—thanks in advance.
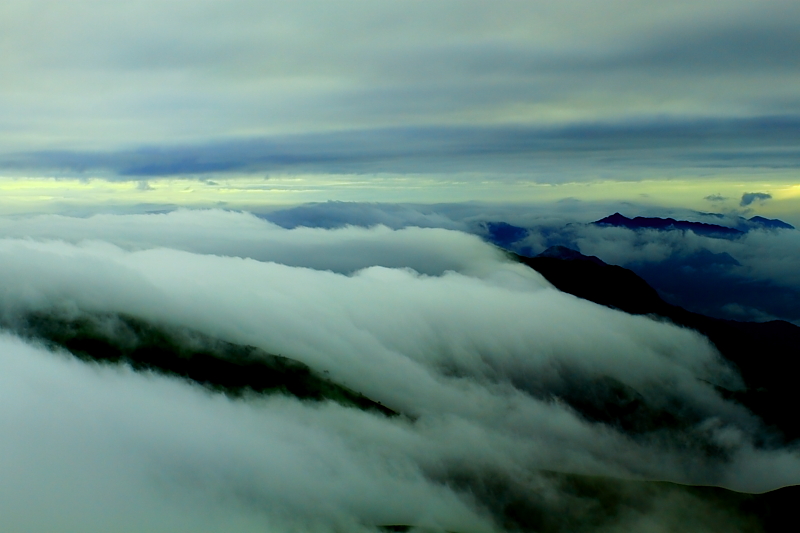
[2,5,800,529]
[1,0,799,217]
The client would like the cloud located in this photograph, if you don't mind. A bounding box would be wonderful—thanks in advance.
[4,117,800,180]
[253,201,800,323]
[519,218,800,323]
[265,201,468,230]
[0,1,799,170]
[704,194,726,202]
[740,192,772,206]
[0,209,514,277]
[0,334,493,532]
[11,204,792,301]
[0,209,798,530]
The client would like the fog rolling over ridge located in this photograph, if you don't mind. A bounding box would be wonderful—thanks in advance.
[1,210,798,532]
[260,201,800,325]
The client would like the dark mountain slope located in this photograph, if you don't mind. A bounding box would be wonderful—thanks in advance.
[514,473,800,533]
[8,310,396,416]
[522,245,668,315]
[747,216,795,230]
[381,473,799,533]
[517,247,800,443]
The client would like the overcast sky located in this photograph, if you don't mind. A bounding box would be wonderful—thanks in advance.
[1,0,799,211]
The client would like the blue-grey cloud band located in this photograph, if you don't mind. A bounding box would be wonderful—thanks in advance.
[2,117,799,179]
[2,1,800,156]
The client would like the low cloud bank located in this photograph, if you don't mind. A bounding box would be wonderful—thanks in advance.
[0,209,517,278]
[0,209,798,531]
[0,334,489,532]
[257,201,800,323]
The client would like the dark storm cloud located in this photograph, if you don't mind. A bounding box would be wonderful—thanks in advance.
[740,192,773,206]
[4,116,800,179]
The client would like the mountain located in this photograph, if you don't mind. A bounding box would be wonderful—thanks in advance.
[482,221,529,247]
[594,213,745,238]
[518,246,800,443]
[622,249,800,324]
[594,212,795,236]
[487,472,799,533]
[381,472,799,533]
[9,310,396,416]
[747,216,795,230]
[520,246,669,315]
[535,244,606,266]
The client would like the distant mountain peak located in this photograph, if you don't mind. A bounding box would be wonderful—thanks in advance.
[593,213,745,238]
[748,216,795,230]
[593,212,794,235]
[596,212,629,225]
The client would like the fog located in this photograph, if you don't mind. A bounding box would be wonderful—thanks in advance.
[580,226,800,291]
[0,209,511,277]
[527,223,800,323]
[257,201,800,323]
[0,334,491,532]
[1,209,798,531]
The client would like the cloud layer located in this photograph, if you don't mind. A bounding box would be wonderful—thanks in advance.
[1,209,798,531]
[259,201,800,323]
[3,118,800,180]
[1,1,799,193]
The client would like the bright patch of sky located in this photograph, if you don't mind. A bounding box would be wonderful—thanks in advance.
[3,174,800,226]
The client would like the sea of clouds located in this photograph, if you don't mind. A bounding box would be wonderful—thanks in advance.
[259,201,800,323]
[1,209,798,532]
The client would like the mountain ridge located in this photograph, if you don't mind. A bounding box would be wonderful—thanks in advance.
[593,212,794,237]
[517,246,800,443]
[594,213,745,238]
